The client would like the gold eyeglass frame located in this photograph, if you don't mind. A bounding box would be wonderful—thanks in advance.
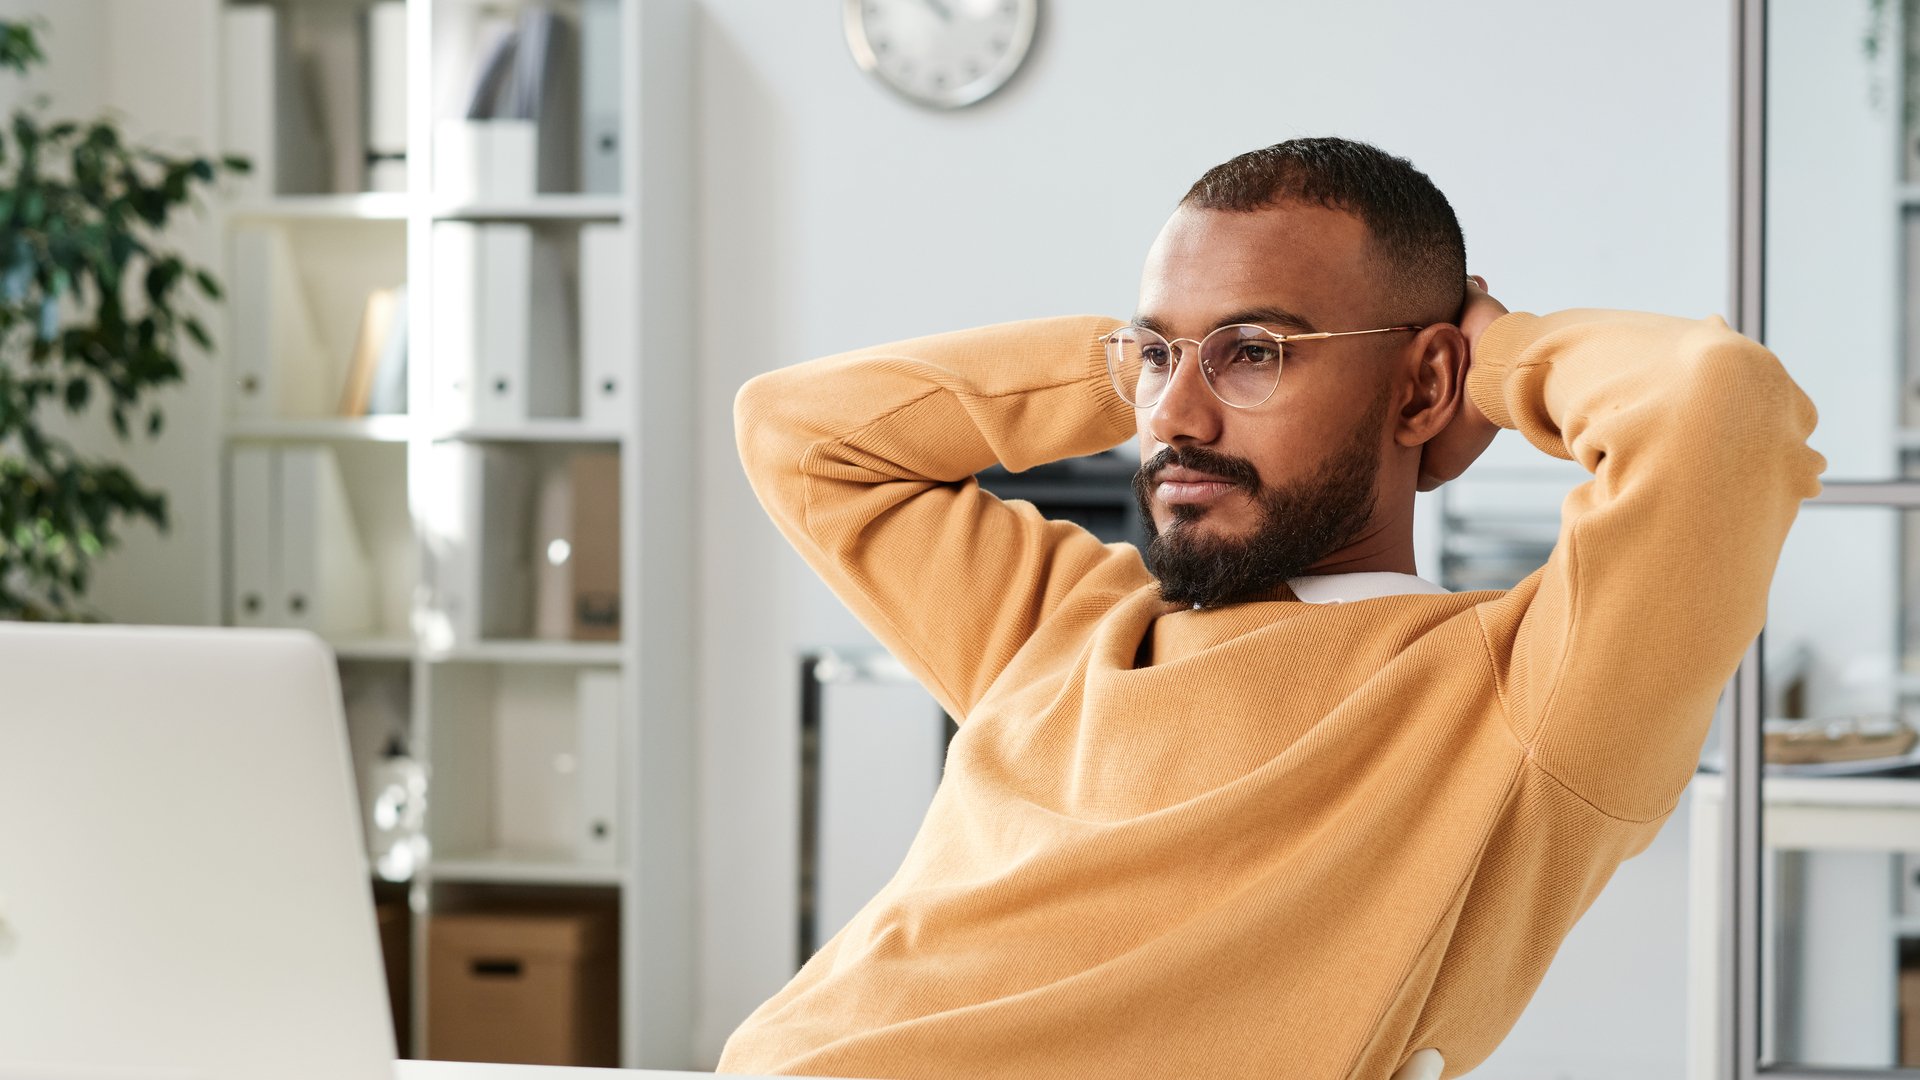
[1099,323,1426,409]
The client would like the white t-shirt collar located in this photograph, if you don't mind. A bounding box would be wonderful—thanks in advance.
[1287,572,1451,605]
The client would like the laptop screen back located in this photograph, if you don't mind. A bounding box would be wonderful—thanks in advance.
[0,624,393,1080]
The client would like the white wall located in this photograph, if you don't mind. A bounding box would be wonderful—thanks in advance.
[694,0,1730,1073]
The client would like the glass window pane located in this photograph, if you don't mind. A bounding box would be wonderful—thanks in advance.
[1765,0,1901,484]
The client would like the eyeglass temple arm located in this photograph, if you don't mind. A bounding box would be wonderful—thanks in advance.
[1277,325,1425,342]
[1097,325,1425,343]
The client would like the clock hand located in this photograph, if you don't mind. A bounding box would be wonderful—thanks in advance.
[917,0,954,21]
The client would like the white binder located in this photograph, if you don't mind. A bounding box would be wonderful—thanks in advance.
[579,222,631,427]
[220,6,276,201]
[429,221,479,428]
[278,446,376,638]
[229,227,329,419]
[477,445,534,636]
[365,2,408,192]
[527,228,578,419]
[418,442,533,645]
[474,223,532,425]
[580,0,621,195]
[441,222,576,427]
[575,669,620,863]
[229,446,277,628]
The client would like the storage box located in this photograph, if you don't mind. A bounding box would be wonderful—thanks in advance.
[425,911,617,1065]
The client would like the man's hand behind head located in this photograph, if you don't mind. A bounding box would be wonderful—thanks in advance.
[1416,276,1506,491]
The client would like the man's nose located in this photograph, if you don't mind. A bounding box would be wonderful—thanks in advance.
[1146,344,1223,447]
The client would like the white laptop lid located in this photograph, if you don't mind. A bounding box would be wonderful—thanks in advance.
[0,623,393,1080]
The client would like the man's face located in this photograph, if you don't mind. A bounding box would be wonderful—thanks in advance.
[1131,202,1400,600]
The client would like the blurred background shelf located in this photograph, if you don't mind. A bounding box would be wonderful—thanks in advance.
[432,195,624,221]
[230,194,411,220]
[329,638,417,661]
[227,416,418,442]
[429,851,631,887]
[425,640,625,666]
[431,422,624,444]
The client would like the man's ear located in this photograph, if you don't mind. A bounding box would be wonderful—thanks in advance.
[1393,324,1468,449]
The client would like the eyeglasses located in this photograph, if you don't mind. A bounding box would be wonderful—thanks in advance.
[1100,322,1425,409]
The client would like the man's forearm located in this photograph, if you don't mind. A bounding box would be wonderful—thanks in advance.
[1463,308,1823,819]
[735,315,1130,505]
[733,314,1142,717]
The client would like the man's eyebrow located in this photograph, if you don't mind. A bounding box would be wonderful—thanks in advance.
[1217,307,1318,334]
[1129,307,1319,337]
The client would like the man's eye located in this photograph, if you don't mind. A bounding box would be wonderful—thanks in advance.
[1140,347,1172,368]
[1230,345,1279,365]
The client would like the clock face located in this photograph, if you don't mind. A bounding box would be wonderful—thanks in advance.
[843,0,1039,110]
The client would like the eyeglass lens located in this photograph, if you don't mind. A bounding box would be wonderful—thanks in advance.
[1105,324,1283,409]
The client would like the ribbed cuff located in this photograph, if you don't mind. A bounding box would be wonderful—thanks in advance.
[1466,311,1539,431]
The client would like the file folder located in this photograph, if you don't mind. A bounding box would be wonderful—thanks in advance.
[279,446,376,638]
[230,445,276,628]
[575,669,620,863]
[579,222,631,428]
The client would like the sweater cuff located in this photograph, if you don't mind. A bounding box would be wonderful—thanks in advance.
[1087,318,1135,443]
[1466,310,1540,431]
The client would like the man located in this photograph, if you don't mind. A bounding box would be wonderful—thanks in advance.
[720,138,1822,1080]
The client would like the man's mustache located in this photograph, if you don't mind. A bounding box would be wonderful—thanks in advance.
[1135,445,1264,497]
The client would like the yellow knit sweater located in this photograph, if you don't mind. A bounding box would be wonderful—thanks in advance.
[719,310,1822,1080]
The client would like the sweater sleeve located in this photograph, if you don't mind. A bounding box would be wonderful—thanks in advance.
[734,315,1147,718]
[1467,310,1825,820]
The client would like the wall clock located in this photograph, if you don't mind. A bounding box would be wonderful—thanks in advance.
[843,0,1039,110]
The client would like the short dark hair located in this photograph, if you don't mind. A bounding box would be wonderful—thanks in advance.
[1182,137,1466,325]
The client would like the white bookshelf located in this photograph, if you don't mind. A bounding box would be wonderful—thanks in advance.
[432,194,625,220]
[227,415,420,442]
[431,420,624,443]
[230,193,413,220]
[211,0,693,1068]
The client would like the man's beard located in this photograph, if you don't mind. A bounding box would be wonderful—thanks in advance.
[1132,396,1386,609]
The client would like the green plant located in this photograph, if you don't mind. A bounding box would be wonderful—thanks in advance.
[0,20,245,619]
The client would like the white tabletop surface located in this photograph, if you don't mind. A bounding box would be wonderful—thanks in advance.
[395,1061,784,1079]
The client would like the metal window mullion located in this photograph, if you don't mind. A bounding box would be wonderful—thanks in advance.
[1728,0,1767,1075]
[1732,638,1765,1080]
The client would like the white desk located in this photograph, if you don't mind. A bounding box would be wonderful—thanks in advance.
[395,1061,771,1079]
[1687,773,1920,1075]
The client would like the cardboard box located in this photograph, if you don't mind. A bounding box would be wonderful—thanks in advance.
[425,911,617,1066]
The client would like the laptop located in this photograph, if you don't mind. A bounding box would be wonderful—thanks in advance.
[0,623,394,1080]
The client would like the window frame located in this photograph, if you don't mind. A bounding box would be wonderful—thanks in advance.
[1722,1,1920,1073]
